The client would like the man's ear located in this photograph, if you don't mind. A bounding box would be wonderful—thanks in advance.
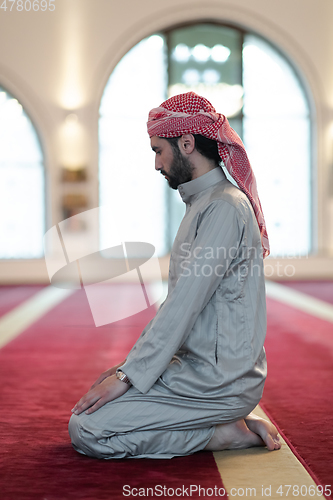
[179,134,195,155]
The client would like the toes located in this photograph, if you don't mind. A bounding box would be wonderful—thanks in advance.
[274,439,282,450]
[265,434,276,451]
[274,434,281,448]
[271,434,281,450]
[265,431,282,451]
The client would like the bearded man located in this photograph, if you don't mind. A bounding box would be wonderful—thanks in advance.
[68,92,281,459]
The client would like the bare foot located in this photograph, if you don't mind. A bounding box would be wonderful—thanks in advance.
[205,415,281,452]
[205,419,264,451]
[245,413,281,451]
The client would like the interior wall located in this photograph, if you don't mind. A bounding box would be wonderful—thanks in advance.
[0,0,333,283]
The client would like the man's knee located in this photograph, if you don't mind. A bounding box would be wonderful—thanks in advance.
[68,412,109,458]
[68,413,84,452]
[68,413,96,457]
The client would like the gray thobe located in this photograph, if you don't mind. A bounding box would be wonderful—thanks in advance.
[69,167,267,459]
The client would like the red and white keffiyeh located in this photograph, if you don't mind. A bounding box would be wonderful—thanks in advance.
[147,91,270,258]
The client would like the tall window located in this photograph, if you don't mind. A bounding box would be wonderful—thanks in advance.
[99,24,311,257]
[99,36,167,255]
[0,87,45,258]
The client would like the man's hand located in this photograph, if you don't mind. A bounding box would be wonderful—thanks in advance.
[89,360,126,391]
[71,374,130,415]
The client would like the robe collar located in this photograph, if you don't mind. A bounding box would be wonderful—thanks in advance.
[178,167,227,204]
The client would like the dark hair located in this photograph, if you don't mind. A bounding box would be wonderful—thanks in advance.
[165,135,221,166]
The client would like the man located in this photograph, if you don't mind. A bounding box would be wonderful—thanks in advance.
[68,92,281,458]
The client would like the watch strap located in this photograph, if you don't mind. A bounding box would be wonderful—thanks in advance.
[116,369,132,385]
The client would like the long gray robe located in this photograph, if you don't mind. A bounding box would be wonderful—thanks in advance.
[69,167,267,459]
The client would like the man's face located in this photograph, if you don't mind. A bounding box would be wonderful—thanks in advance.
[150,136,194,190]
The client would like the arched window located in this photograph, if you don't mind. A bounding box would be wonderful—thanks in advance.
[99,24,311,257]
[0,87,45,258]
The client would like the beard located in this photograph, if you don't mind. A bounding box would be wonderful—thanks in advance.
[160,146,194,190]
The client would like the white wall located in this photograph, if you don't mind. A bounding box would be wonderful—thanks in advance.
[0,0,333,282]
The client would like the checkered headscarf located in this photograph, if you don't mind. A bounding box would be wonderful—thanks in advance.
[147,91,269,258]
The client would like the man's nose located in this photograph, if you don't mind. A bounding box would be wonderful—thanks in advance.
[155,156,161,171]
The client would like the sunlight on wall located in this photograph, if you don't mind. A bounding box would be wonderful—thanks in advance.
[58,1,86,109]
[58,113,87,167]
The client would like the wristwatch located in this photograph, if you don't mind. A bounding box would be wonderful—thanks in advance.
[116,369,132,386]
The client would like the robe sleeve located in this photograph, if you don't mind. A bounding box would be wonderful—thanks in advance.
[120,199,243,393]
[134,299,167,341]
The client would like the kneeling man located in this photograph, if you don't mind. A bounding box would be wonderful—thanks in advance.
[68,92,281,459]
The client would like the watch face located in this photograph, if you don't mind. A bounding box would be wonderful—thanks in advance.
[116,370,130,385]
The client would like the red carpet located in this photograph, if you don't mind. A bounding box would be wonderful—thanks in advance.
[0,285,45,317]
[262,296,333,498]
[0,286,225,500]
